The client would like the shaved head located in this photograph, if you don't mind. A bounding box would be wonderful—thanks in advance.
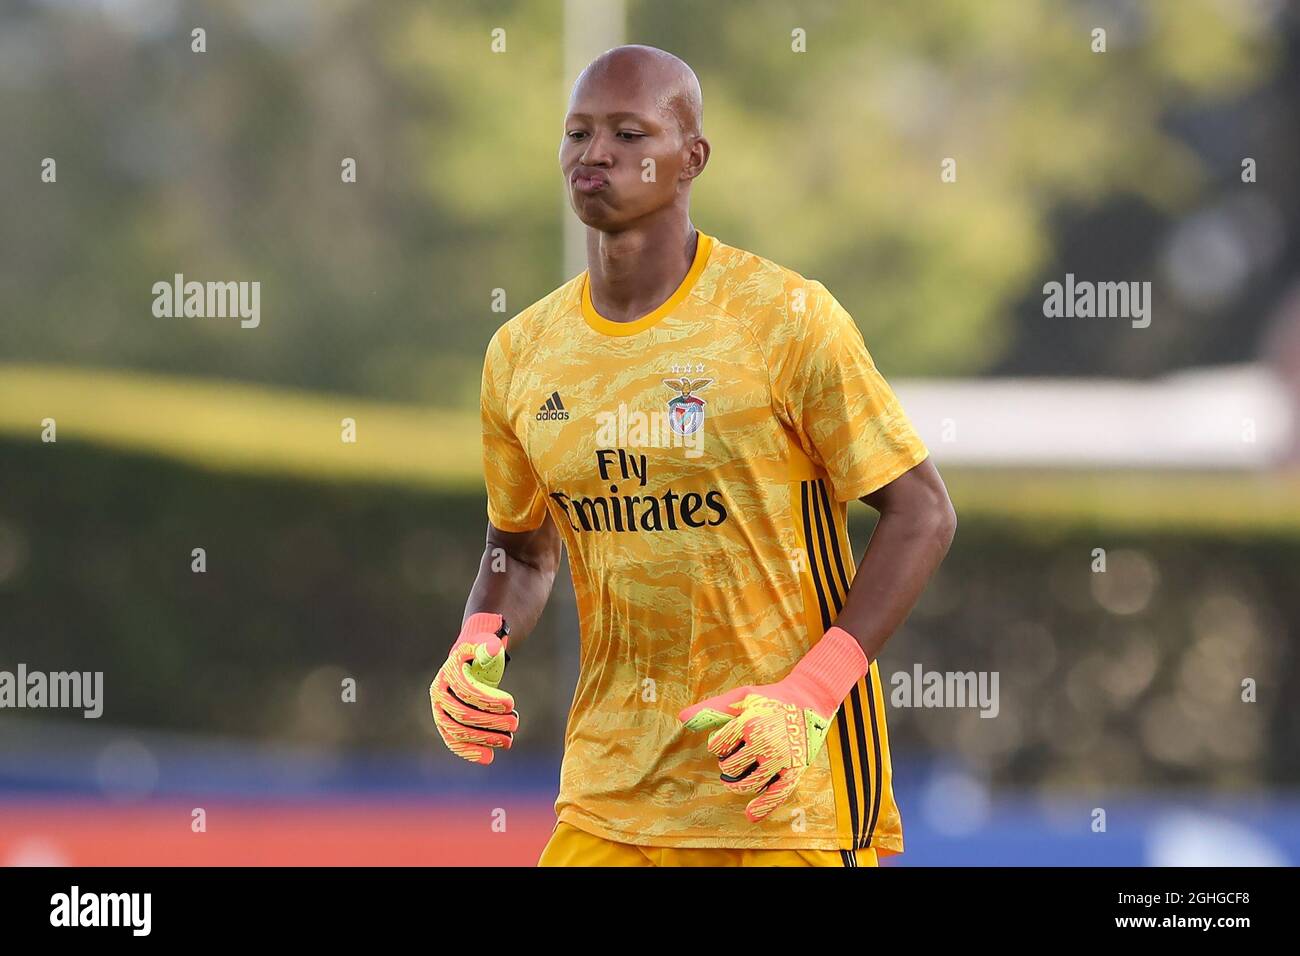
[576,45,703,140]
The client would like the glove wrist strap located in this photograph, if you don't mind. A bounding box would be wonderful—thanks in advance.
[459,612,508,642]
[789,626,869,716]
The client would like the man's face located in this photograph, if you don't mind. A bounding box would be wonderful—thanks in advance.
[560,73,689,231]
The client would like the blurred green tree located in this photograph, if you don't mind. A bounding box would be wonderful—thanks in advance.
[0,0,1277,401]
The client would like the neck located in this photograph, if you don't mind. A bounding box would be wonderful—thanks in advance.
[585,211,698,324]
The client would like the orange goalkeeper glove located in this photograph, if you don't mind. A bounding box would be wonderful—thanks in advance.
[430,612,517,764]
[678,626,868,822]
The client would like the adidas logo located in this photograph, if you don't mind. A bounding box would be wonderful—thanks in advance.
[536,390,570,422]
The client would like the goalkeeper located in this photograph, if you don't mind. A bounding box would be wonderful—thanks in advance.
[430,44,956,867]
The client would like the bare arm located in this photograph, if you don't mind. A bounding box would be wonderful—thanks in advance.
[462,512,563,651]
[833,458,956,661]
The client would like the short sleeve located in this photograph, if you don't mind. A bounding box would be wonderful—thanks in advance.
[481,327,548,532]
[774,283,929,502]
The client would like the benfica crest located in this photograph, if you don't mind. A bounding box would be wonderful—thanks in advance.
[662,377,712,437]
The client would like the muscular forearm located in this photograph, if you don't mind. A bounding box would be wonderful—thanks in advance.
[461,517,562,650]
[678,466,955,824]
[833,471,956,661]
[433,518,560,766]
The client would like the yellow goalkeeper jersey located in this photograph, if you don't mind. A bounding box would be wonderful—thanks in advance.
[480,231,928,852]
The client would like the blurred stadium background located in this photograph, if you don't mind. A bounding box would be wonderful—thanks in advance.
[2,0,1299,865]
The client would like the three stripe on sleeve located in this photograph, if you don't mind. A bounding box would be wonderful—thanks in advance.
[799,478,883,851]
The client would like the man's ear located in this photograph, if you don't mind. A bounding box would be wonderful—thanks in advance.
[682,137,711,181]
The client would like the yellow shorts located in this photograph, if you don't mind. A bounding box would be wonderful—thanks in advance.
[538,822,878,867]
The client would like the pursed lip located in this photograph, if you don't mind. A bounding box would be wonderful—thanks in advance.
[571,169,610,193]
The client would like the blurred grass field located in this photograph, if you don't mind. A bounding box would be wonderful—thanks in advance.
[3,362,1299,534]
